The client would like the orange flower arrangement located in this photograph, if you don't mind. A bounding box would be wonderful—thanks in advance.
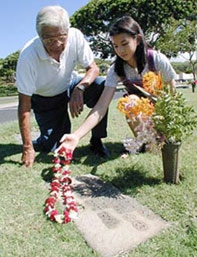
[129,97,155,118]
[117,71,163,120]
[117,71,164,154]
[142,71,162,96]
[117,95,154,121]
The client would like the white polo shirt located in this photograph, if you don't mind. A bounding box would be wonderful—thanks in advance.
[105,50,176,87]
[16,28,94,97]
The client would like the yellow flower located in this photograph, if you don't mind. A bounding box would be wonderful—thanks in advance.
[142,71,162,96]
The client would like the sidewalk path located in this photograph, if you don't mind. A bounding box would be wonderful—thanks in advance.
[0,92,123,124]
[0,96,18,109]
[0,85,187,123]
[0,96,18,123]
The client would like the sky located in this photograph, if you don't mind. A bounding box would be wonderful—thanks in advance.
[0,0,90,59]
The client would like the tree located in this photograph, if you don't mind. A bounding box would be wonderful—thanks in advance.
[0,51,19,83]
[156,18,197,92]
[70,0,196,58]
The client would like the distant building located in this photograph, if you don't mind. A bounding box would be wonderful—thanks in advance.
[175,72,193,82]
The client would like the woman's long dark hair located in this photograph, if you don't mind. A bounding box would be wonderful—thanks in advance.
[109,16,148,77]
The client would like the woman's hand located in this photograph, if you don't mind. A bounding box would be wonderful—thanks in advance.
[56,133,79,154]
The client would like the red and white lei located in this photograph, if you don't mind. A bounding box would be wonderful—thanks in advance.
[44,147,78,223]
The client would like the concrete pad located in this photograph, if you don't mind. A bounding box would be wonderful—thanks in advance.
[73,174,169,257]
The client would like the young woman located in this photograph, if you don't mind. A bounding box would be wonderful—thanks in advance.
[57,16,176,154]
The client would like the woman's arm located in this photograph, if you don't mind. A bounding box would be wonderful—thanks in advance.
[166,78,176,94]
[58,86,116,152]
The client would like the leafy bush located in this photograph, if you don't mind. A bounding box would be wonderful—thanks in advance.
[0,83,18,97]
[153,88,197,143]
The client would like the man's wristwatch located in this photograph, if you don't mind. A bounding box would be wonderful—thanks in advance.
[76,84,85,92]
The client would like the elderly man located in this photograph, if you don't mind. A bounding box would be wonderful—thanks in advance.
[16,5,109,167]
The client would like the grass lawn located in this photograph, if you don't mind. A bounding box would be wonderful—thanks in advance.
[0,88,197,257]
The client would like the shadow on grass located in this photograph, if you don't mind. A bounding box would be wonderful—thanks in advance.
[0,143,52,166]
[101,165,161,195]
[41,141,125,182]
[72,141,125,166]
[41,167,54,182]
[74,143,161,193]
[0,143,22,165]
[0,140,161,201]
[0,140,124,165]
[0,142,160,194]
[41,141,161,196]
[0,142,161,201]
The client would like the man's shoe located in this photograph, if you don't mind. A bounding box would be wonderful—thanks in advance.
[90,137,110,158]
[32,140,48,153]
[33,140,41,152]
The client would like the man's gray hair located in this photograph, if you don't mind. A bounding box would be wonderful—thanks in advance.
[36,5,70,37]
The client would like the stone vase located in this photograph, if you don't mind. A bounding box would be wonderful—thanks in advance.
[161,142,181,184]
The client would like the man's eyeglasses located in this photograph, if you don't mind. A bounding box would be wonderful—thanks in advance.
[42,34,67,46]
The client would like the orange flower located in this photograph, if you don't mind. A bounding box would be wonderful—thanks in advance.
[142,71,162,96]
[130,97,155,119]
[117,96,137,115]
[117,96,155,120]
[117,96,128,114]
[117,71,162,121]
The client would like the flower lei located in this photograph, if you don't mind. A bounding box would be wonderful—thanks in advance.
[44,147,78,223]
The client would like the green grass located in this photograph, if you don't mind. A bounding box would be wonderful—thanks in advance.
[0,88,197,257]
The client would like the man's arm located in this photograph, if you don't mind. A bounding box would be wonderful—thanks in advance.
[69,61,99,118]
[18,93,35,167]
[78,60,99,88]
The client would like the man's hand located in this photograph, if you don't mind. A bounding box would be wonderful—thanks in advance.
[22,145,35,168]
[69,88,84,118]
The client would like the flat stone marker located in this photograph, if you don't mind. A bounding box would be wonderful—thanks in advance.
[73,174,169,257]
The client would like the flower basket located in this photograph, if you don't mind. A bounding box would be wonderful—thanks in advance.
[161,142,181,184]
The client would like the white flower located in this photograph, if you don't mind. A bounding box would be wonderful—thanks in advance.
[69,210,78,220]
[54,214,64,223]
[62,165,70,171]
